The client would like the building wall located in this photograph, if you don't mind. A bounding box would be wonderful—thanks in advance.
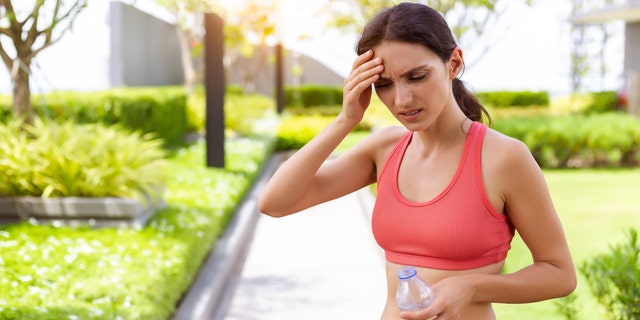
[227,46,344,97]
[109,2,184,87]
[625,21,640,71]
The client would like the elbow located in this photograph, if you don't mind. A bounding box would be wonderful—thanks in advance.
[563,271,578,297]
[257,196,289,218]
[556,267,578,298]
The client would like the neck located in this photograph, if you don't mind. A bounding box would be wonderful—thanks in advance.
[412,110,471,157]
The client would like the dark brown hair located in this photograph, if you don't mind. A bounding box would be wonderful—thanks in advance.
[356,2,491,123]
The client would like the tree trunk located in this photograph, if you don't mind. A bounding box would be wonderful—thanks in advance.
[12,63,33,125]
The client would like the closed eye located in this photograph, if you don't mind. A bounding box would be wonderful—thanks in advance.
[409,73,427,81]
[374,81,391,89]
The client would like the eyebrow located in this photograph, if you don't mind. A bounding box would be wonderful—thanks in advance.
[378,64,431,81]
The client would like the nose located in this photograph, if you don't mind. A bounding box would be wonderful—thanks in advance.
[393,83,412,108]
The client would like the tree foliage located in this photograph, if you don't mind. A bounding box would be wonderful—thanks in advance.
[152,0,277,94]
[0,0,88,123]
[322,0,534,67]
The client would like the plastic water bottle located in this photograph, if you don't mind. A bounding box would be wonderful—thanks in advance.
[396,265,435,312]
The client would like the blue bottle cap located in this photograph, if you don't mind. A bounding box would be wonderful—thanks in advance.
[397,265,418,280]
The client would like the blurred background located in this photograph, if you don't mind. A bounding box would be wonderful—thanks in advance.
[0,0,633,100]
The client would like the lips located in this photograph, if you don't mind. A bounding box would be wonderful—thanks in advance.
[398,108,423,120]
[400,109,421,116]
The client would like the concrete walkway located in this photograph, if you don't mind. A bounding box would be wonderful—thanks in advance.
[224,186,388,320]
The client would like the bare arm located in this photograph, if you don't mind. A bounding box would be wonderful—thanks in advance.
[258,50,384,217]
[468,138,577,302]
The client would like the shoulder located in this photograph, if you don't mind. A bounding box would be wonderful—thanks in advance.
[365,126,408,153]
[347,125,408,165]
[482,126,535,168]
[481,126,545,195]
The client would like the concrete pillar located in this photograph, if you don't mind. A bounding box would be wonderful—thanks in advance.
[204,13,225,168]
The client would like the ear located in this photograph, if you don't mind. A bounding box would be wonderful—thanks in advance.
[448,47,464,79]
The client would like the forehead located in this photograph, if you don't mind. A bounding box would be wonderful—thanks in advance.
[372,41,442,71]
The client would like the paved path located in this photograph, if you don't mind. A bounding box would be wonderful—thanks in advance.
[224,188,388,319]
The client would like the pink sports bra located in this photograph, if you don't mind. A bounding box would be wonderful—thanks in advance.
[371,122,515,270]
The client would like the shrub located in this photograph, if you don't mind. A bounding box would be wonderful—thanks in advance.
[474,91,549,108]
[0,118,168,202]
[552,91,620,115]
[35,87,189,147]
[0,137,273,319]
[580,228,640,320]
[583,91,619,114]
[186,86,275,137]
[493,113,640,168]
[275,115,333,150]
[284,85,343,108]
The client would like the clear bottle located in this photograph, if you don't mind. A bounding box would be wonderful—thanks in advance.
[396,265,435,312]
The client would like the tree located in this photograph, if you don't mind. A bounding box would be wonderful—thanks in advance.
[321,0,534,67]
[0,0,88,124]
[570,0,589,94]
[152,0,277,95]
[153,0,210,95]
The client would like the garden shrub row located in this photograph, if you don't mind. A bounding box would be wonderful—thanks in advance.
[274,112,640,169]
[0,86,275,147]
[474,90,549,108]
[283,85,343,108]
[493,113,640,168]
[0,87,189,147]
[582,90,619,114]
[186,85,275,136]
[282,85,552,109]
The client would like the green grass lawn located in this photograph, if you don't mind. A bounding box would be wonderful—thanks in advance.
[336,132,639,319]
[495,169,640,320]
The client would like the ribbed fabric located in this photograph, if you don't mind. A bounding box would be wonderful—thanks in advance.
[372,122,515,270]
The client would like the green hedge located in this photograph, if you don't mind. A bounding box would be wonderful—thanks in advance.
[284,85,343,108]
[274,112,640,168]
[474,90,549,108]
[583,91,619,114]
[493,113,640,168]
[186,86,275,136]
[281,86,549,110]
[0,87,189,147]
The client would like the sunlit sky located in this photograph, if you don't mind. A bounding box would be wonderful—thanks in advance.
[0,0,626,95]
[274,0,626,96]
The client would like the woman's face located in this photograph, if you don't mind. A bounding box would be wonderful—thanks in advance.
[372,41,459,131]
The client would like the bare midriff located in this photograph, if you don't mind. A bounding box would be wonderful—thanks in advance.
[379,261,505,320]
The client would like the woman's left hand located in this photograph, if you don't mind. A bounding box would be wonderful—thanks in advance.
[399,276,475,320]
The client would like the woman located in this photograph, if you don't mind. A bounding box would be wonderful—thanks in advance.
[258,3,576,319]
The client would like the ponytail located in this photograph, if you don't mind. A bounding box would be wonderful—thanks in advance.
[452,78,492,125]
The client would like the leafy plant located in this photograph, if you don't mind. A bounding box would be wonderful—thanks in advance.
[0,137,272,319]
[275,115,333,150]
[0,118,168,203]
[554,293,580,320]
[580,228,640,320]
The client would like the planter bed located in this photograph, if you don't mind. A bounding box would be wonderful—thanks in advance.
[0,196,165,227]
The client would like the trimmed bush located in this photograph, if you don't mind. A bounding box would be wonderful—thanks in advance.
[284,85,343,108]
[275,115,333,150]
[493,113,640,168]
[583,91,619,114]
[186,86,275,136]
[474,91,549,108]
